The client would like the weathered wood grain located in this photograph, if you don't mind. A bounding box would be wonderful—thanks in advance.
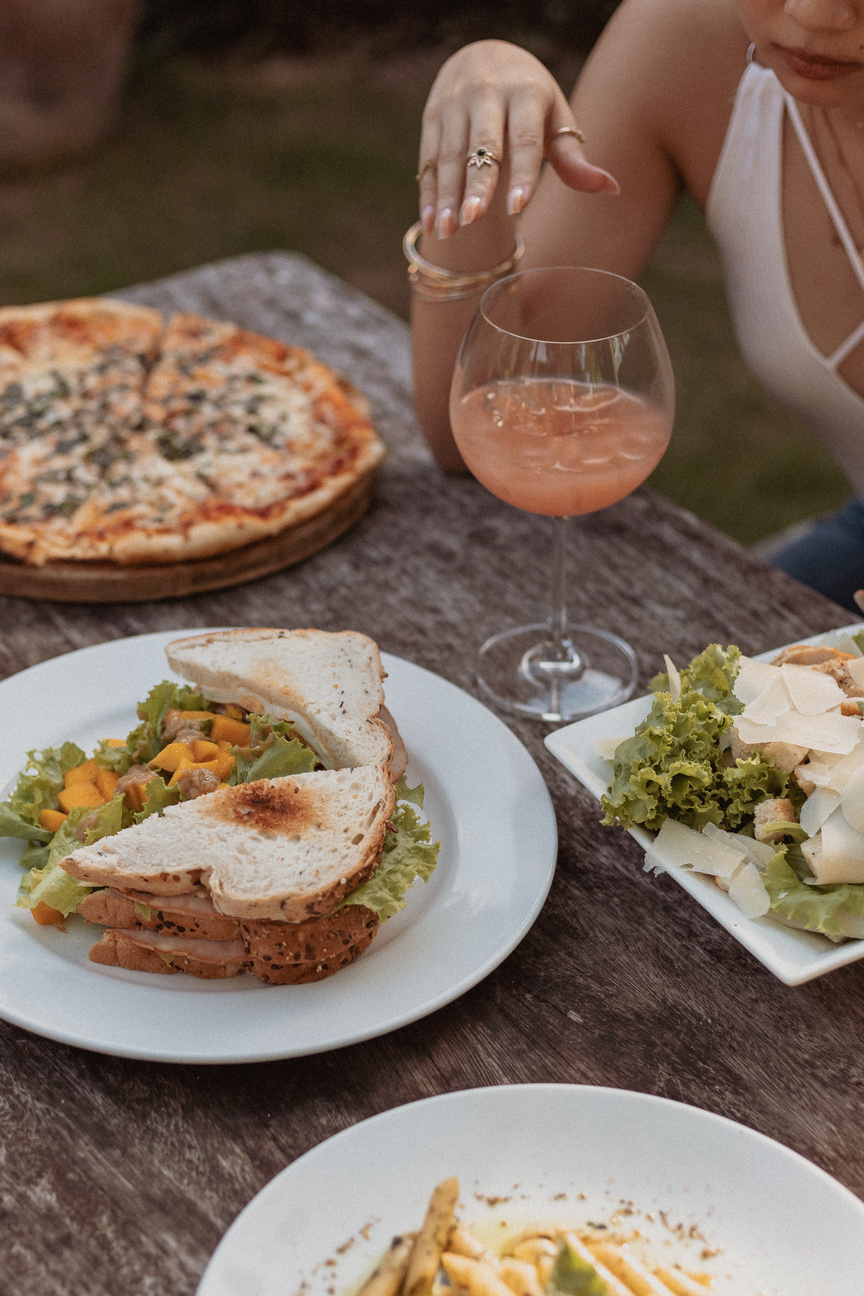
[0,253,860,1296]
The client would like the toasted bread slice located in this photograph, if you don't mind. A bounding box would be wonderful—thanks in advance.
[165,627,392,770]
[61,765,395,922]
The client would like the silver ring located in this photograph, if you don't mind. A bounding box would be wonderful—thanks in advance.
[467,147,500,169]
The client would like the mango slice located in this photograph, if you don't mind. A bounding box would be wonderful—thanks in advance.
[94,767,119,800]
[210,715,251,746]
[64,759,100,787]
[39,808,68,832]
[57,782,105,812]
[150,741,196,773]
[31,902,66,929]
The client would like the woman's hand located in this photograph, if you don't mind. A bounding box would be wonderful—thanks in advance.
[418,40,619,239]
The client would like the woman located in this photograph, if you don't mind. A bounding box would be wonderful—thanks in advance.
[410,0,864,610]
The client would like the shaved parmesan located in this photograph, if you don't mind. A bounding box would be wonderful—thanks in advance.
[702,821,751,856]
[815,808,864,884]
[799,787,841,837]
[734,709,861,754]
[733,657,780,706]
[816,743,864,793]
[841,763,864,836]
[651,817,744,879]
[741,673,792,725]
[727,861,771,918]
[663,654,681,703]
[847,657,864,689]
[594,735,627,761]
[780,663,846,714]
[702,822,775,869]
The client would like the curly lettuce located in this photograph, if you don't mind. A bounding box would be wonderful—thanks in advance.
[601,644,794,833]
[17,795,126,917]
[339,777,440,922]
[0,742,86,841]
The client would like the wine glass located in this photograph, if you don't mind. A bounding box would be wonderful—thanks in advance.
[449,265,675,723]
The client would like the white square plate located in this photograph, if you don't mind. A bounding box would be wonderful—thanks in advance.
[544,624,864,985]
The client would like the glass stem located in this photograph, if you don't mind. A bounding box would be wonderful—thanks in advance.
[545,516,580,665]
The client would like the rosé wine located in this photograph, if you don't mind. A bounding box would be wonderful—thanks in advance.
[451,377,671,516]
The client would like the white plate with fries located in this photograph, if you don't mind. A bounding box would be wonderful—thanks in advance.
[0,630,556,1062]
[196,1083,864,1296]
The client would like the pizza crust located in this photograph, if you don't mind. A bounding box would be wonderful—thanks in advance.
[0,299,385,566]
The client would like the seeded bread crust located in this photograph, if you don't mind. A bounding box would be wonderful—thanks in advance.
[164,627,393,770]
[240,904,379,975]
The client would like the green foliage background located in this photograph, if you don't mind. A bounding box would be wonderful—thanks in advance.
[0,3,849,545]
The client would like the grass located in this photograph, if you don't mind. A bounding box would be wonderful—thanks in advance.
[0,47,850,545]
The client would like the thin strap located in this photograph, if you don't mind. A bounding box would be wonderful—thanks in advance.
[830,316,864,367]
[786,95,864,302]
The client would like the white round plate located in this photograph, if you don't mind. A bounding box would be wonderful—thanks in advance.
[0,630,556,1063]
[197,1084,864,1296]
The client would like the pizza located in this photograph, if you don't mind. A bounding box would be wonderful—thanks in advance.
[0,298,386,566]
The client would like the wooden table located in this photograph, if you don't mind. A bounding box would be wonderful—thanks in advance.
[1,253,860,1295]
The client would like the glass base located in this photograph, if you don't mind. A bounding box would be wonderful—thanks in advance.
[477,623,638,723]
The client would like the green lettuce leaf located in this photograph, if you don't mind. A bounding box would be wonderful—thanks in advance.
[339,781,439,922]
[18,841,50,870]
[230,719,319,783]
[23,863,92,918]
[132,776,181,823]
[121,680,211,765]
[18,796,125,916]
[0,741,86,839]
[602,644,789,832]
[763,849,864,936]
[649,642,743,714]
[547,1241,608,1296]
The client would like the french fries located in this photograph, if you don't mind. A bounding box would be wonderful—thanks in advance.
[363,1179,723,1296]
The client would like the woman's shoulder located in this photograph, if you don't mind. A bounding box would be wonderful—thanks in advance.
[592,0,750,202]
[598,0,747,105]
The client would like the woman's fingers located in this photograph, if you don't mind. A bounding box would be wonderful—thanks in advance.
[417,116,441,234]
[434,107,471,238]
[459,95,506,226]
[545,132,620,195]
[504,90,548,215]
[415,42,619,235]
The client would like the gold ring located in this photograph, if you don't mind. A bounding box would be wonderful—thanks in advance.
[415,159,436,182]
[544,125,586,154]
[467,147,500,169]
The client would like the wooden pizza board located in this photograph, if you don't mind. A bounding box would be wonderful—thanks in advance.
[0,468,377,604]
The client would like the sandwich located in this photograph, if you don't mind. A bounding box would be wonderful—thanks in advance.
[5,629,438,983]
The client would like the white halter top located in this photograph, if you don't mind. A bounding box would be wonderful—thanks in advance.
[706,62,864,498]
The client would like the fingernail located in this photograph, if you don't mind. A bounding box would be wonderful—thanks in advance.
[600,171,621,196]
[421,205,435,233]
[507,187,526,216]
[436,208,456,238]
[460,196,481,226]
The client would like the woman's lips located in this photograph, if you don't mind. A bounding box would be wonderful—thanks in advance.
[776,44,863,81]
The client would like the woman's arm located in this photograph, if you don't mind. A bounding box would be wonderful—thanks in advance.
[411,0,733,470]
